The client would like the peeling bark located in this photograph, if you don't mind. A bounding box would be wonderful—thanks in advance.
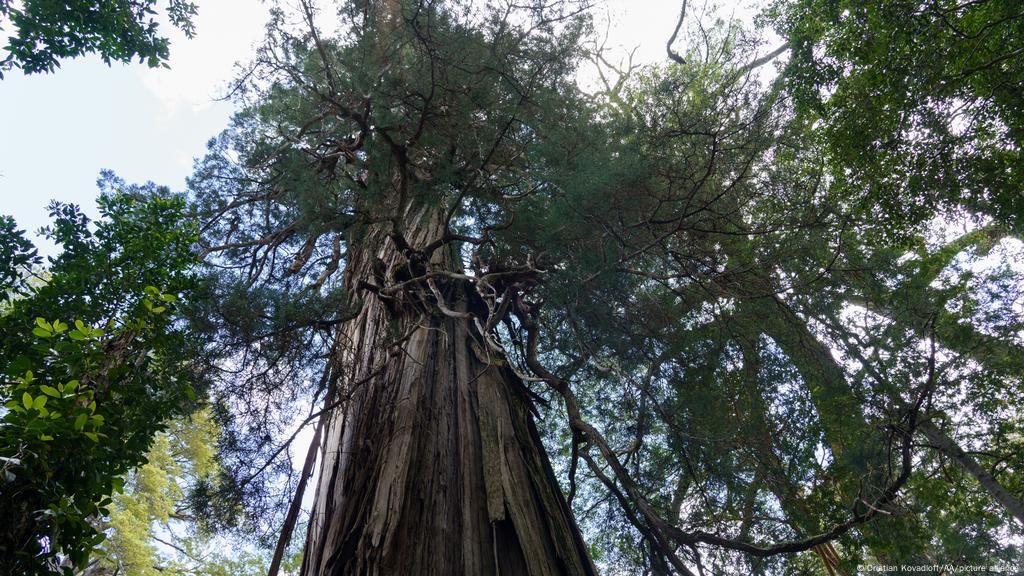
[299,206,595,576]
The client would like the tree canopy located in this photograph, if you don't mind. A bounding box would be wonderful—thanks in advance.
[180,0,1023,573]
[0,0,197,76]
[0,175,202,574]
[2,0,1023,574]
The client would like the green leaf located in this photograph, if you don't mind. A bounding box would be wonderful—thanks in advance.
[68,330,86,340]
[52,320,68,333]
[40,434,53,441]
[74,413,88,431]
[35,317,50,330]
[40,385,60,397]
[22,392,32,410]
[65,379,79,392]
[32,327,52,338]
[83,432,99,442]
[33,395,48,410]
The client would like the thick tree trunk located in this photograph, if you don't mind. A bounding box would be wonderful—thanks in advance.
[299,206,596,576]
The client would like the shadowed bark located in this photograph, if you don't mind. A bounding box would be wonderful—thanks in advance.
[299,206,596,576]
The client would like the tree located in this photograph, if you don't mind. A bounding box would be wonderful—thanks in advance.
[764,0,1024,235]
[0,176,200,574]
[191,0,599,573]
[187,0,1024,574]
[82,408,302,576]
[0,0,197,77]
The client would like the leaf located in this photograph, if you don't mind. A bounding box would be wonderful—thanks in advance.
[75,319,87,332]
[33,395,48,410]
[32,327,52,338]
[40,434,53,441]
[68,330,86,341]
[22,392,32,410]
[35,317,50,330]
[39,385,60,397]
[83,432,99,442]
[74,413,88,431]
[65,379,79,392]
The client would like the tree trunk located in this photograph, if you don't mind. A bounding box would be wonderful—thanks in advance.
[299,205,596,576]
[918,419,1024,525]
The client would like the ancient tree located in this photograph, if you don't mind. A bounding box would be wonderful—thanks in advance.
[188,0,1024,573]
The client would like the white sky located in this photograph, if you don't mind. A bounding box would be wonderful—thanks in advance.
[0,0,750,251]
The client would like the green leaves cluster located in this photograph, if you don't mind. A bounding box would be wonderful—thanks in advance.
[0,179,200,574]
[765,0,1024,235]
[0,0,198,76]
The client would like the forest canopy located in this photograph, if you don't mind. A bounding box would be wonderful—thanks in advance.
[2,0,1023,575]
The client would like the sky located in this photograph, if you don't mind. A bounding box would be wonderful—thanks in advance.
[0,0,271,249]
[0,0,761,253]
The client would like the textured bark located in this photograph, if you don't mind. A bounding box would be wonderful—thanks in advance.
[299,206,595,576]
[918,420,1024,525]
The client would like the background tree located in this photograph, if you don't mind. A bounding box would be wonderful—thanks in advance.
[1,0,197,76]
[81,408,303,576]
[0,175,202,574]
[764,0,1024,235]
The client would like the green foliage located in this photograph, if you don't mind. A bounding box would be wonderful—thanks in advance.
[0,178,200,574]
[0,0,197,76]
[91,409,299,576]
[765,0,1024,235]
[178,0,1024,573]
[0,215,41,292]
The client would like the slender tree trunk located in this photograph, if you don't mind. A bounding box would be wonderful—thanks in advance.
[738,297,917,564]
[918,420,1024,525]
[299,205,596,576]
